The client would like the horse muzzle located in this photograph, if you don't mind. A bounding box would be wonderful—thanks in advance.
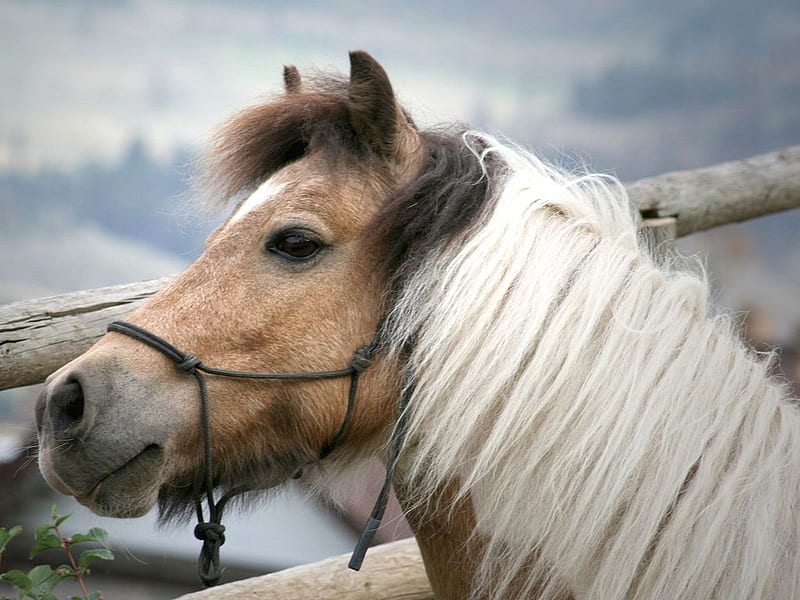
[35,347,185,517]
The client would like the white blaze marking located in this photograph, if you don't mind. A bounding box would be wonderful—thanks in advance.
[229,178,286,224]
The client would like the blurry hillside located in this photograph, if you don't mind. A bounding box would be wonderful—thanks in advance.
[0,139,197,301]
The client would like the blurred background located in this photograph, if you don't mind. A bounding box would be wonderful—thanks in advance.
[1,0,799,597]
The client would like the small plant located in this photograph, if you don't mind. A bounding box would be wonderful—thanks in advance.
[0,506,113,600]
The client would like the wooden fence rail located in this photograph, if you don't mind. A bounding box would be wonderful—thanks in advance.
[0,276,173,389]
[628,144,800,235]
[1,145,800,599]
[175,538,433,600]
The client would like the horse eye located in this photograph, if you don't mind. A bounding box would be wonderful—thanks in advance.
[267,231,322,261]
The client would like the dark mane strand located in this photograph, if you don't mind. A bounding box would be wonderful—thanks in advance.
[373,129,498,297]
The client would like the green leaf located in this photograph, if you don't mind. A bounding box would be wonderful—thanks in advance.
[28,533,62,559]
[40,594,59,600]
[88,592,104,600]
[0,525,23,553]
[34,523,54,542]
[77,548,114,569]
[53,513,71,528]
[26,565,54,588]
[70,528,108,545]
[68,534,90,544]
[86,528,108,544]
[0,569,32,590]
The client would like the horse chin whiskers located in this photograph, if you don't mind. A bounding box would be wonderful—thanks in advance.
[155,449,306,526]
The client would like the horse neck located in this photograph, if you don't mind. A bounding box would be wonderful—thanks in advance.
[394,479,478,599]
[394,478,575,600]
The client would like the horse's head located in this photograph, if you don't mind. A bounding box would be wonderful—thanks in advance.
[35,52,427,519]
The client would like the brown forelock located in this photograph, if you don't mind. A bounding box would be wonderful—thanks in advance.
[195,74,371,209]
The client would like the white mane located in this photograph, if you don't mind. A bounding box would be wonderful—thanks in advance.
[387,133,800,599]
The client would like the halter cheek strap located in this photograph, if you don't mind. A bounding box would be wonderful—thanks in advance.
[107,320,390,586]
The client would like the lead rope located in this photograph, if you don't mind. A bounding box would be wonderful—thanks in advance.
[107,320,381,586]
[348,371,413,570]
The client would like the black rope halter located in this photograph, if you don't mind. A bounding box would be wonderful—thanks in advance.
[106,320,405,586]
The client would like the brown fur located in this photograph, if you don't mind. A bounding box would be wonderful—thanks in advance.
[395,478,573,600]
[396,478,485,598]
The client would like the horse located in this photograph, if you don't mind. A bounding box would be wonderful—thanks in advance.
[35,51,800,599]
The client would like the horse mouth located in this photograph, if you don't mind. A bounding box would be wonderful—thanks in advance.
[76,444,165,518]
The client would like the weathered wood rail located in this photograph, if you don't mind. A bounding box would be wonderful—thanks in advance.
[628,144,800,235]
[2,145,799,599]
[175,538,433,600]
[0,277,173,389]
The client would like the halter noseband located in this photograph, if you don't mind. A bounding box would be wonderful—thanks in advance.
[107,320,399,586]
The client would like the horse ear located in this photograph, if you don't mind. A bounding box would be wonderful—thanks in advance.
[348,50,420,167]
[283,65,302,93]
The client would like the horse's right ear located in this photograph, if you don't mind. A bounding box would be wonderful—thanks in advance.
[347,51,422,176]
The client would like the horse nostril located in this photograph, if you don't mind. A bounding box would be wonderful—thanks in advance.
[50,376,86,436]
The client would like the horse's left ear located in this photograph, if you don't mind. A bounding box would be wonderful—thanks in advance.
[283,65,302,93]
[348,50,422,175]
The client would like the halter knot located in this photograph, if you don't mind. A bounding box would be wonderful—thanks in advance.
[178,354,202,372]
[350,347,373,372]
[195,521,226,587]
[194,521,226,544]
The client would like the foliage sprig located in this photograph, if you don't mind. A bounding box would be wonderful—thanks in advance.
[0,506,113,600]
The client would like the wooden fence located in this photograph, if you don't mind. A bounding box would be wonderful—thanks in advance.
[1,145,799,599]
